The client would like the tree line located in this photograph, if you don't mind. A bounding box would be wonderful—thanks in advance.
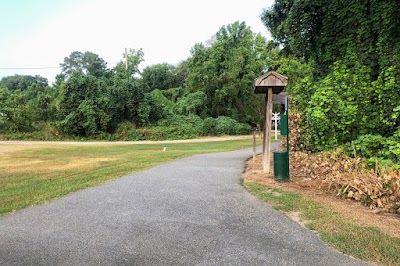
[0,21,272,140]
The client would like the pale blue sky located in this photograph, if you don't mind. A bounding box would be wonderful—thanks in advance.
[0,0,274,83]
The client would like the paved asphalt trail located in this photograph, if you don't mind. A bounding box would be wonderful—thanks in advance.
[0,144,370,266]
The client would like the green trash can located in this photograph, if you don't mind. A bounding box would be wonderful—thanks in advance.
[274,151,289,181]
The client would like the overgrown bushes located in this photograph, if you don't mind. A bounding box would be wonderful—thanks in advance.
[202,116,251,136]
[112,115,251,141]
[345,131,400,169]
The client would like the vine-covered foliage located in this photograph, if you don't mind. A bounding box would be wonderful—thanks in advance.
[262,0,400,78]
[262,0,400,162]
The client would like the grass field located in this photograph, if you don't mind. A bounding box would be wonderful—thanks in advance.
[0,139,258,216]
[244,182,400,266]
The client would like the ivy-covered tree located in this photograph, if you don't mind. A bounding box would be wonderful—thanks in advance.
[57,73,111,136]
[0,74,54,132]
[262,0,400,78]
[173,91,207,117]
[262,0,400,151]
[0,90,37,133]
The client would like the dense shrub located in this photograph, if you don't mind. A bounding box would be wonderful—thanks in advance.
[346,134,387,159]
[345,128,400,168]
[202,116,251,136]
[155,114,203,139]
[201,117,218,135]
[215,117,238,135]
[113,115,252,141]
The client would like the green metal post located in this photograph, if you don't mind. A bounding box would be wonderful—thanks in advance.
[286,110,290,178]
[285,96,289,178]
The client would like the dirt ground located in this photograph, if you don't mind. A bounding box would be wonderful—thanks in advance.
[0,135,253,147]
[242,153,400,238]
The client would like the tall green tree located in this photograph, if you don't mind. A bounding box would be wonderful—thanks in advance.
[60,51,109,79]
[186,21,269,123]
[109,48,162,127]
[141,63,184,92]
[0,74,48,91]
[113,48,144,79]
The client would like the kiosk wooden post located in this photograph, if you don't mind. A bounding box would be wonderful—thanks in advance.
[262,89,273,173]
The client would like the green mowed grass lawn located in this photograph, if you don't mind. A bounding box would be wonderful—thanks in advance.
[0,139,257,216]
